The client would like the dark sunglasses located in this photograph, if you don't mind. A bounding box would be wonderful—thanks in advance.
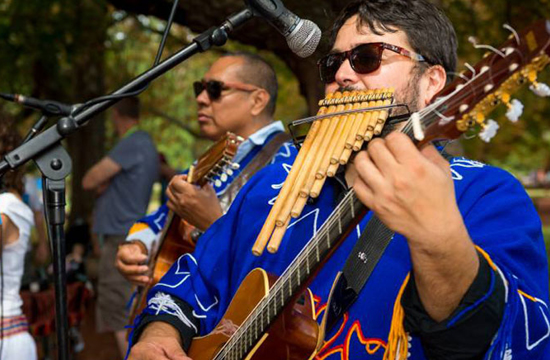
[317,42,428,84]
[193,79,260,100]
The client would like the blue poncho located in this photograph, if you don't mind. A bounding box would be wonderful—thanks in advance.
[135,149,550,359]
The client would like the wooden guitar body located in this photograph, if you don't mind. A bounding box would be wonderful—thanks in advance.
[188,268,320,360]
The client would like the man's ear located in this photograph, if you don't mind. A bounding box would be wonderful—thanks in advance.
[420,64,447,106]
[250,89,271,116]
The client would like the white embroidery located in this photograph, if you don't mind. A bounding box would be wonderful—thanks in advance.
[449,158,486,181]
[194,293,219,312]
[288,208,320,236]
[504,348,512,360]
[519,292,550,350]
[153,212,167,231]
[154,253,197,289]
[148,292,198,333]
[270,142,293,164]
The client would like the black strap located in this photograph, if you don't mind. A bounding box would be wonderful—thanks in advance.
[325,214,395,332]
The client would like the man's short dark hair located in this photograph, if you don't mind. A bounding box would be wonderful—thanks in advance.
[223,52,279,116]
[330,0,458,77]
[114,97,140,119]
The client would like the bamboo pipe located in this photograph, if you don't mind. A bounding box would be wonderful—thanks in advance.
[251,102,331,256]
[316,102,354,179]
[329,100,362,165]
[275,98,341,226]
[267,217,290,253]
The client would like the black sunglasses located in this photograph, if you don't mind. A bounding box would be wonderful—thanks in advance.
[318,42,428,84]
[193,79,260,100]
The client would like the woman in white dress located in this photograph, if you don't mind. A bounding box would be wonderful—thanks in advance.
[0,127,37,360]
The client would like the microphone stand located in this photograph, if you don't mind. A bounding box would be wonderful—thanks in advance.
[0,8,253,360]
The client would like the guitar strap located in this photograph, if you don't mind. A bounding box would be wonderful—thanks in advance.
[323,149,453,333]
[218,131,291,210]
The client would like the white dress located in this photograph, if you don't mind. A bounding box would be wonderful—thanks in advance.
[0,192,37,360]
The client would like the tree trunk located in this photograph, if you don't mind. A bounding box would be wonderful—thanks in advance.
[66,0,109,226]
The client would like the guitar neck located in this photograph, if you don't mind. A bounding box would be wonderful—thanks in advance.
[215,190,367,360]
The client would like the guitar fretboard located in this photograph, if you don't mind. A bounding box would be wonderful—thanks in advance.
[214,189,366,359]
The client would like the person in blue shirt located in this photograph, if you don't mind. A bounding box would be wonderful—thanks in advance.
[115,53,293,286]
[126,1,550,359]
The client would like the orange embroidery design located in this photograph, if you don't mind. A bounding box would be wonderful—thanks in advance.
[313,296,387,360]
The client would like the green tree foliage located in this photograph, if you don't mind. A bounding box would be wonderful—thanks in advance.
[2,0,550,203]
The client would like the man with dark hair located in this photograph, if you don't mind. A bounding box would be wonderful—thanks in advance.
[126,1,550,359]
[115,53,292,289]
[82,96,160,358]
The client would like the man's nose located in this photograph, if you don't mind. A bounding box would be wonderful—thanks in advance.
[196,88,210,106]
[334,58,361,87]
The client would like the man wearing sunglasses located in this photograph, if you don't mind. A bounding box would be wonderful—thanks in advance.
[115,53,294,307]
[127,1,549,359]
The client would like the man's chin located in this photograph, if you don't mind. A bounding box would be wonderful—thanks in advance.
[200,126,225,141]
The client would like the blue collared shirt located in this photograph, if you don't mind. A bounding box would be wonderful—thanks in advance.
[232,121,285,164]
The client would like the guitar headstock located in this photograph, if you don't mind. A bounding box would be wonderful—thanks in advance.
[190,132,242,186]
[419,19,550,144]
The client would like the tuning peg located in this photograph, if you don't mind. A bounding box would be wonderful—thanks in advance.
[226,168,234,176]
[530,82,550,97]
[505,99,523,122]
[220,173,228,182]
[214,179,222,188]
[231,163,240,170]
[500,93,523,122]
[411,112,424,141]
[526,69,550,97]
[479,119,499,143]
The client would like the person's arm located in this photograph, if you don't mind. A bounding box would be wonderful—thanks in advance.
[350,132,550,357]
[82,156,121,192]
[350,132,478,321]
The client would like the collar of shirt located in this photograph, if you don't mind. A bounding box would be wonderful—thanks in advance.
[232,121,285,164]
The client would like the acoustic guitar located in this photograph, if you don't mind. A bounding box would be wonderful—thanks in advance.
[128,132,242,328]
[186,20,550,360]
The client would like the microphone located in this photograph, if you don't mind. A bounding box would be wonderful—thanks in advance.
[245,0,321,58]
[0,93,74,117]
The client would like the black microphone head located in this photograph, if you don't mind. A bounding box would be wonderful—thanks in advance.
[286,18,321,58]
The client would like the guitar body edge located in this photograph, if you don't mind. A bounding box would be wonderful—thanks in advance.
[188,268,320,360]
